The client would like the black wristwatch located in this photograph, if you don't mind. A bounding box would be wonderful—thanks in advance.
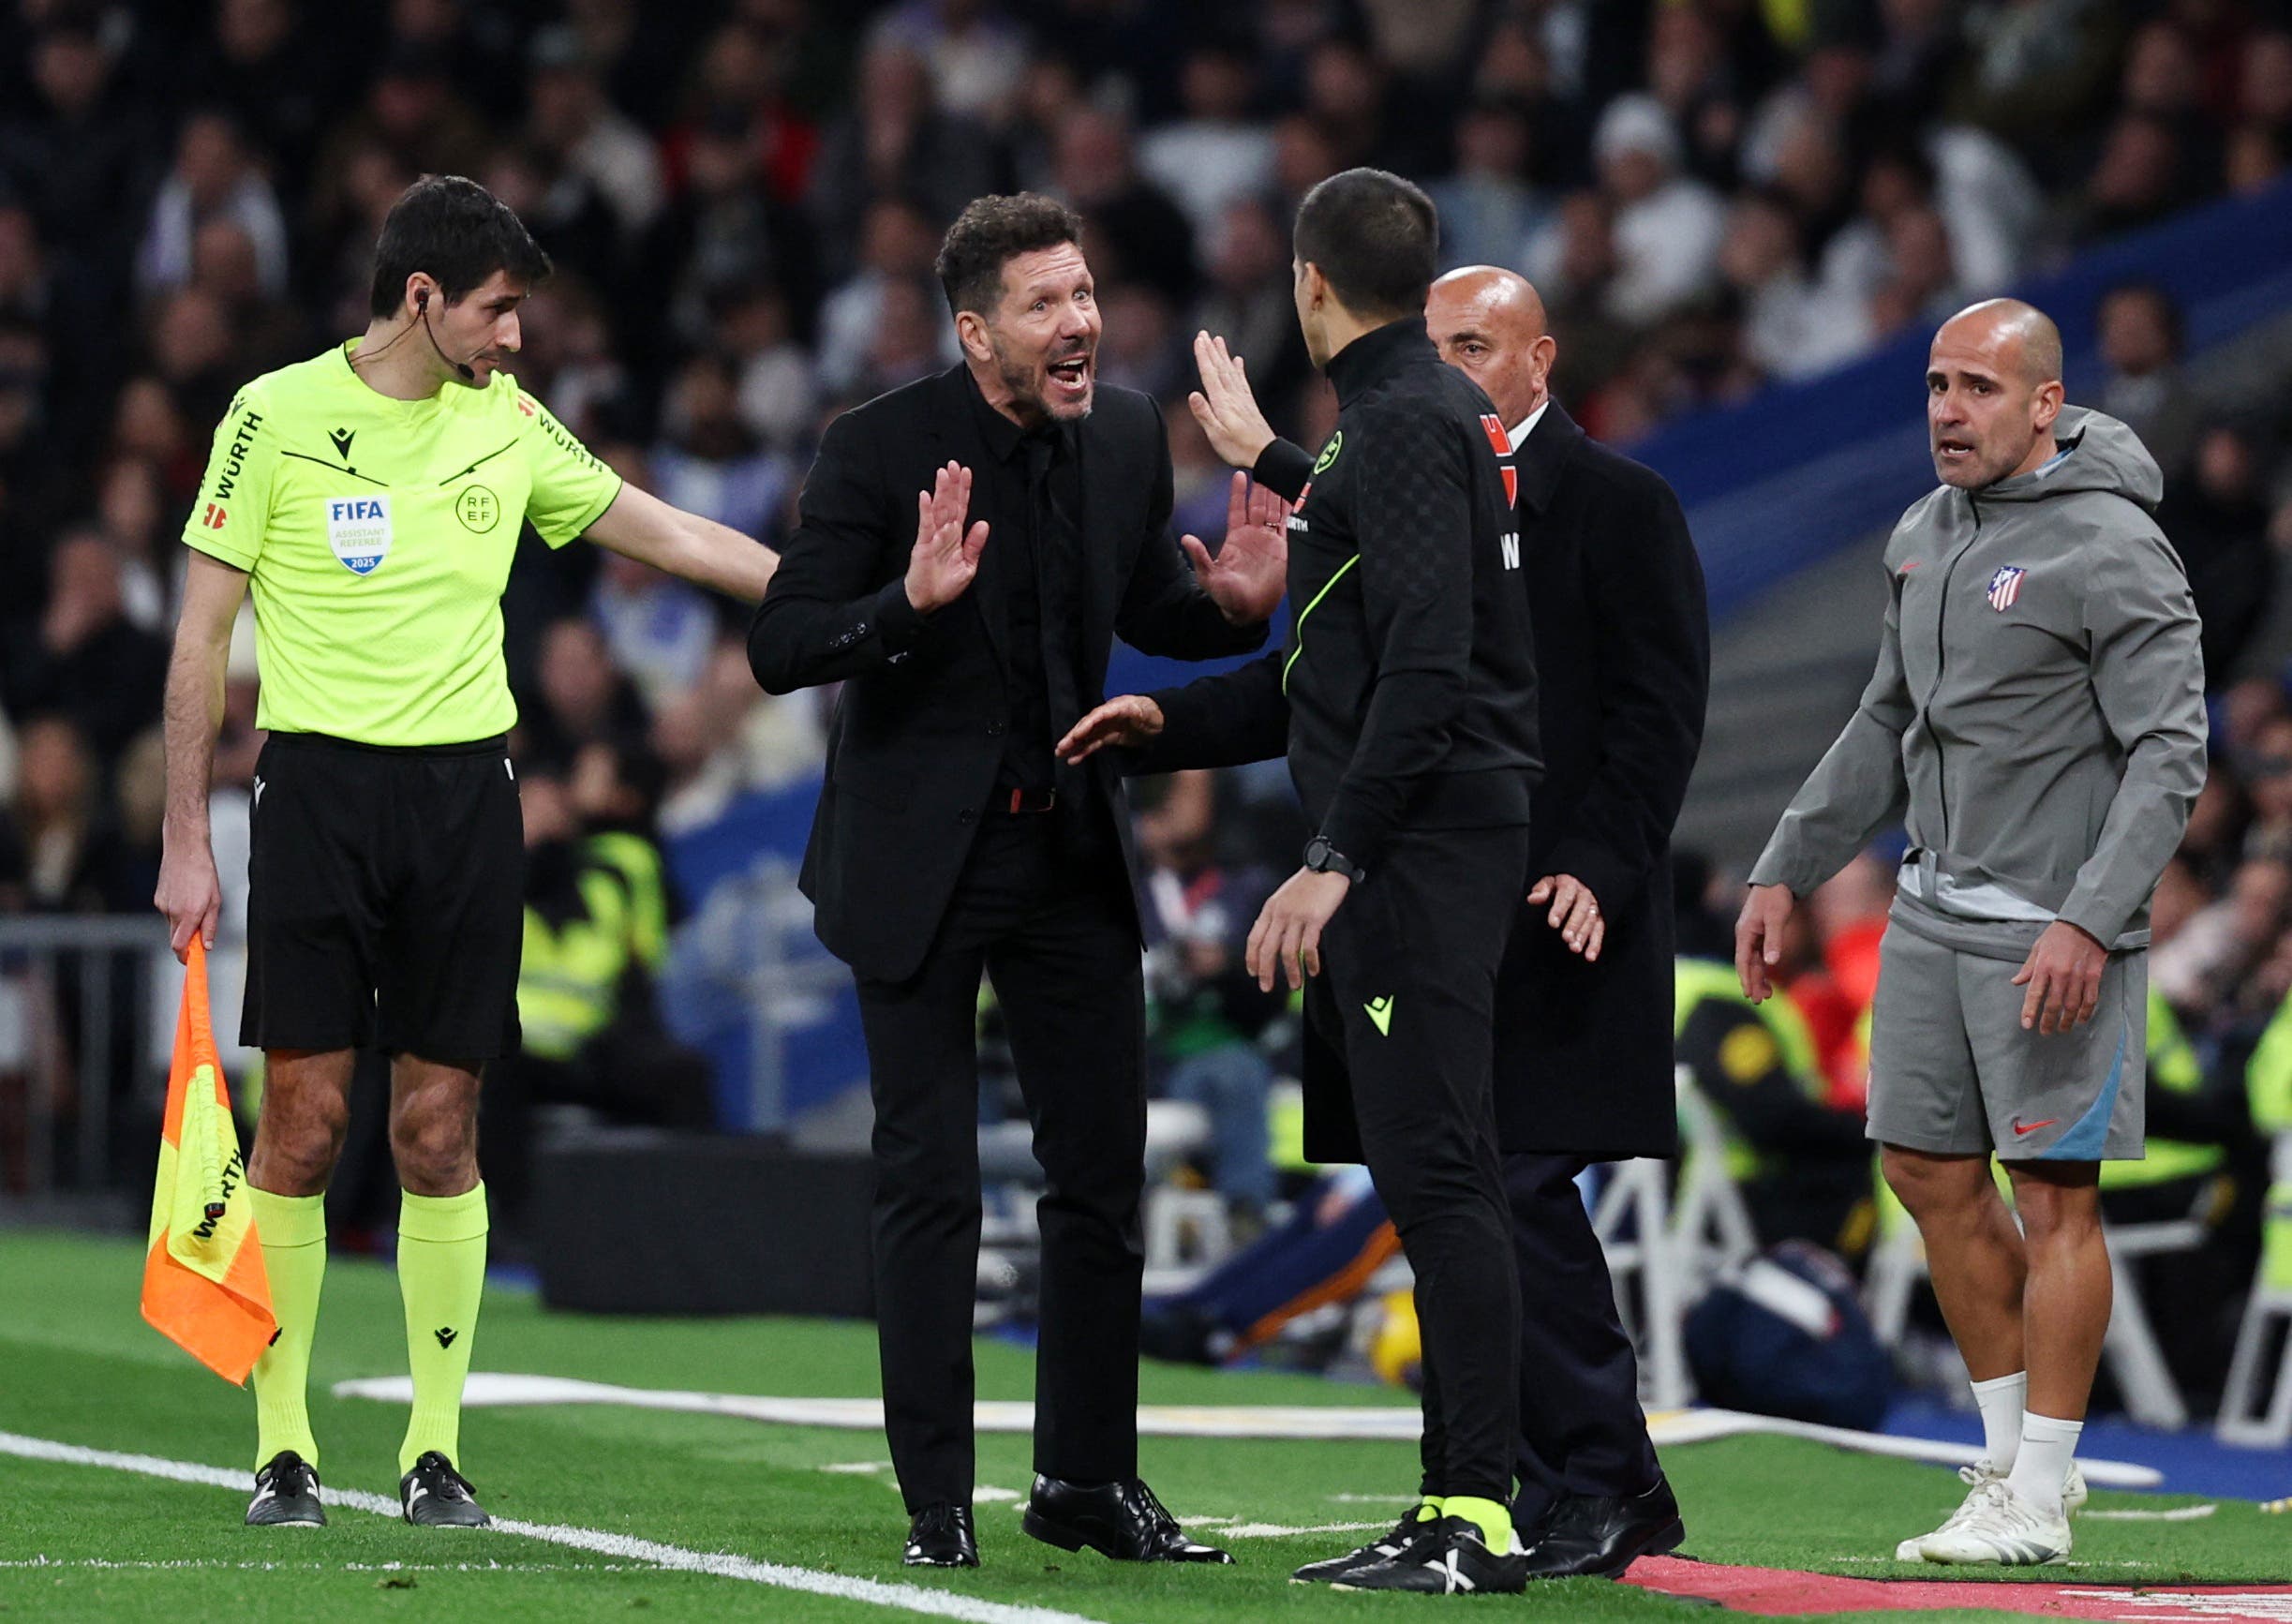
[1302,835,1365,885]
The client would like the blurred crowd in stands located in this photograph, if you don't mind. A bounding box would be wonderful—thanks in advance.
[4,0,2292,1332]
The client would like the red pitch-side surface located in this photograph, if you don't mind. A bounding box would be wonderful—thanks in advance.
[1624,1555,2292,1620]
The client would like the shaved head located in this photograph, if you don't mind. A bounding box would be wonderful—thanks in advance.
[1426,265,1556,431]
[1926,298,2066,488]
[1938,298,2063,389]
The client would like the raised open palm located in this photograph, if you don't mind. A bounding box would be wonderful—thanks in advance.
[1183,470,1289,624]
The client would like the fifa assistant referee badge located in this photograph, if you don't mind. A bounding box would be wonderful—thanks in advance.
[1303,835,1366,885]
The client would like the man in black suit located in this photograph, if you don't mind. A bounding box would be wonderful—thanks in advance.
[1184,264,1708,1579]
[748,193,1285,1571]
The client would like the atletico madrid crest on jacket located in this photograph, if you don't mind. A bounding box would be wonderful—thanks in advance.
[1987,564,2026,611]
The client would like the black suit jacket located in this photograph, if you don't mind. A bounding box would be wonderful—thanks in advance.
[749,365,1263,983]
[1493,404,1709,1160]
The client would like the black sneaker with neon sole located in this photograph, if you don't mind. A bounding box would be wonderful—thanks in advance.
[399,1451,492,1527]
[246,1451,325,1527]
[1331,1517,1527,1595]
[1291,1506,1439,1584]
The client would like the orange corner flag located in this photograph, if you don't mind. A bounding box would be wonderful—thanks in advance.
[140,936,275,1384]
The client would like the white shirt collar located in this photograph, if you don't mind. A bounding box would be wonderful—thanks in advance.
[1508,398,1552,453]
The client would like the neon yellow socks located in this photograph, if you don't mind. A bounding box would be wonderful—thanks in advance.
[1415,1496,1446,1521]
[1442,1495,1513,1554]
[396,1184,487,1476]
[248,1188,327,1470]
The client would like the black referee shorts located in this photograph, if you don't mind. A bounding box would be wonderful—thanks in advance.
[242,730,524,1061]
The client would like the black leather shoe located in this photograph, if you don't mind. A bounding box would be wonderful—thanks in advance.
[1520,1479,1685,1580]
[904,1503,979,1568]
[1021,1475,1232,1563]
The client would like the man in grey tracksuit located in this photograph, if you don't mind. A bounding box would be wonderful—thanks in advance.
[1735,300,2205,1567]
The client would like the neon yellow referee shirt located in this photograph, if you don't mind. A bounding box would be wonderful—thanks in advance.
[182,340,623,747]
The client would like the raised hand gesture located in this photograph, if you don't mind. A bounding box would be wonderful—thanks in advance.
[1188,332,1276,470]
[904,461,989,614]
[1183,470,1289,626]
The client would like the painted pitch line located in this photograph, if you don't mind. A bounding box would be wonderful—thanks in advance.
[0,1430,1110,1624]
[1,1558,630,1572]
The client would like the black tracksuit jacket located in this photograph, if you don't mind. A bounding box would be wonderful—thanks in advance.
[1141,318,1540,867]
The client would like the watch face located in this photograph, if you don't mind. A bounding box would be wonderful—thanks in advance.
[1304,837,1329,869]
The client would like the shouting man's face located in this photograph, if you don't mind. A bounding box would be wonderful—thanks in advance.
[976,243,1102,425]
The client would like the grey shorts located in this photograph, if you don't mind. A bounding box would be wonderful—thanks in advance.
[1866,923,2146,1162]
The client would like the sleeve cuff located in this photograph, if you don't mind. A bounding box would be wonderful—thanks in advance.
[1253,438,1315,503]
[182,531,257,573]
[873,577,926,651]
[1314,803,1386,874]
[2055,894,2124,948]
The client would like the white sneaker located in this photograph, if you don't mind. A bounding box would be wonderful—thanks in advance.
[1914,1479,2071,1565]
[1890,1460,2085,1561]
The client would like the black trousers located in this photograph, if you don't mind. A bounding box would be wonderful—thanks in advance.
[1506,1152,1661,1532]
[854,812,1146,1512]
[1309,825,1530,1504]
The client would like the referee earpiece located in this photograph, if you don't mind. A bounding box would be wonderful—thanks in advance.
[413,285,476,382]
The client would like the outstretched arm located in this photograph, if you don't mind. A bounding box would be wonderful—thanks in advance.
[588,481,779,603]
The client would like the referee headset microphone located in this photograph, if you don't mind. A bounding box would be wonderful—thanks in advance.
[416,287,478,382]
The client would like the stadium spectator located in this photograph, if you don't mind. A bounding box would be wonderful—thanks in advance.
[867,0,1031,129]
[485,739,713,1235]
[2158,424,2275,684]
[519,616,653,775]
[1566,94,1725,326]
[648,353,795,544]
[1138,43,1276,247]
[813,196,956,400]
[8,531,167,765]
[808,37,999,283]
[1428,97,1555,276]
[5,714,133,913]
[1719,188,1870,382]
[0,16,156,288]
[1139,771,1284,1221]
[523,24,666,242]
[1051,106,1197,306]
[136,110,290,303]
[2095,280,2199,484]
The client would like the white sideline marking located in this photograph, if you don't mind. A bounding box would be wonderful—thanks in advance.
[0,1430,1110,1624]
[0,1558,629,1572]
[331,1375,2165,1486]
[2081,1504,2219,1522]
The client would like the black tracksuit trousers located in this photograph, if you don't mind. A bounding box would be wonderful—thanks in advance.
[1305,823,1532,1504]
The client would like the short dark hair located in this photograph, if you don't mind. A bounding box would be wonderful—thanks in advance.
[933,193,1084,320]
[368,174,551,319]
[1293,168,1438,320]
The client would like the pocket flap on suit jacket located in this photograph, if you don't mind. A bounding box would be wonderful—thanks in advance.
[831,756,912,812]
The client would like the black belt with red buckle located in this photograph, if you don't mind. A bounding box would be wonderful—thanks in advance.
[1001,785,1058,813]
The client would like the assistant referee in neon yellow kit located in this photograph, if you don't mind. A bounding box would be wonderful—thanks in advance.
[155,176,776,1529]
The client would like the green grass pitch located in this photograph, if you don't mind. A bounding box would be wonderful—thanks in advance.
[0,1228,2279,1622]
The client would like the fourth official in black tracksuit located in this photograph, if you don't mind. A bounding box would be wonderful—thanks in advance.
[1129,315,1540,1512]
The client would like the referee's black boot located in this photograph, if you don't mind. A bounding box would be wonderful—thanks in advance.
[246,1451,326,1527]
[1519,1478,1684,1580]
[400,1451,492,1527]
[1021,1475,1233,1563]
[903,1503,979,1568]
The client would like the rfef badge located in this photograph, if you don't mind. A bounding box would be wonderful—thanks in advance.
[324,496,392,575]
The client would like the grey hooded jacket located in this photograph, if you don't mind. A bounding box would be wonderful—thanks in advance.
[1749,408,2207,961]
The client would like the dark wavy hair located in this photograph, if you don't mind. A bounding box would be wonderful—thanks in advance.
[933,193,1085,320]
